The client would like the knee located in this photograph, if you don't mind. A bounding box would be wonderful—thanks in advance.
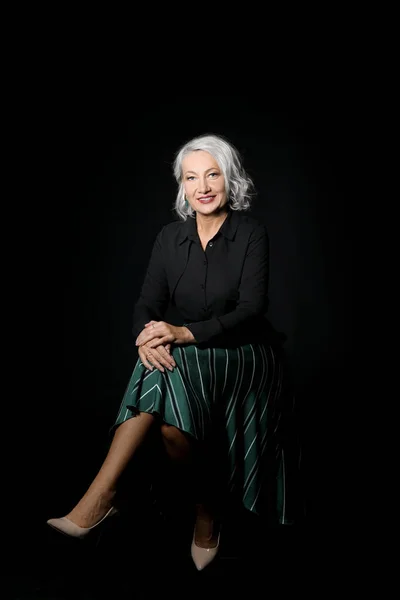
[161,423,182,444]
[160,424,190,449]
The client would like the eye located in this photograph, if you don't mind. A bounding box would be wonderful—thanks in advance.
[186,176,196,181]
[209,172,219,178]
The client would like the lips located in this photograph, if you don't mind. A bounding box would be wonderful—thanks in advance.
[197,196,216,204]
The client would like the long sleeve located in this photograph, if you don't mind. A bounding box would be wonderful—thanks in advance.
[132,231,170,338]
[186,224,269,344]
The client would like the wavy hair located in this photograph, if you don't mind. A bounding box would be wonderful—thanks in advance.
[172,133,255,221]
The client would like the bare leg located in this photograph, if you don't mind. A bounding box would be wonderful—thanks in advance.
[194,503,220,548]
[66,412,155,527]
[160,424,220,547]
[159,424,193,507]
[160,423,192,464]
[193,437,222,548]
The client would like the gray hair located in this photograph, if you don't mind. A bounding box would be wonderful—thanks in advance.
[172,133,255,221]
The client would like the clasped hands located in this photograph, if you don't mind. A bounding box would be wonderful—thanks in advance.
[135,320,194,373]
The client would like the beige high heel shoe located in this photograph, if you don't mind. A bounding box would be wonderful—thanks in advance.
[191,527,221,571]
[47,507,118,539]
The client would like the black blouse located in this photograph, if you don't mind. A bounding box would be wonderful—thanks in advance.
[133,209,280,348]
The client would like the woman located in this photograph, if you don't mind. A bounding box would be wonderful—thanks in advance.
[47,133,294,570]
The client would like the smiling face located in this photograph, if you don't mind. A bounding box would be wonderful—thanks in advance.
[182,150,228,216]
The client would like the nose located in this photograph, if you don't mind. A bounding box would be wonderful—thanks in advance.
[198,176,211,194]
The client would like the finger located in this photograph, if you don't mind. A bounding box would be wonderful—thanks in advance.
[145,352,165,373]
[147,335,172,349]
[158,347,175,368]
[147,339,173,361]
[136,333,151,346]
[138,350,154,372]
[144,320,158,328]
[139,333,165,346]
[153,335,172,347]
[156,346,176,369]
[136,329,160,345]
[151,349,174,371]
[136,324,167,346]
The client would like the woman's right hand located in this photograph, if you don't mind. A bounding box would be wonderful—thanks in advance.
[138,339,175,373]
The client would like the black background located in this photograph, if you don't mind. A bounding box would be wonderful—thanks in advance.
[12,96,355,594]
[26,97,353,513]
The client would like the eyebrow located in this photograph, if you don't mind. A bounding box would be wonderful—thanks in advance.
[184,167,220,175]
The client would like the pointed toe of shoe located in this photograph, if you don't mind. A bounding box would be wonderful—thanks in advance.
[46,508,118,539]
[191,537,220,571]
[46,516,88,539]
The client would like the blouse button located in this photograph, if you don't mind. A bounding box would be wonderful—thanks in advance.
[208,242,213,247]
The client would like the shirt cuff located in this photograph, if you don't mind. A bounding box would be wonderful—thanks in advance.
[185,318,223,344]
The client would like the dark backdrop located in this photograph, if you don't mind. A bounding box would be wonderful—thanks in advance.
[17,98,353,547]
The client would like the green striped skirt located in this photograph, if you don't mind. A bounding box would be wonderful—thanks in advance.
[113,342,295,523]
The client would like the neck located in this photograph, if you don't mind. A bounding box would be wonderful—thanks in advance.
[196,208,229,235]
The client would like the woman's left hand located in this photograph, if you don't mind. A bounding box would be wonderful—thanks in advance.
[136,320,194,347]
